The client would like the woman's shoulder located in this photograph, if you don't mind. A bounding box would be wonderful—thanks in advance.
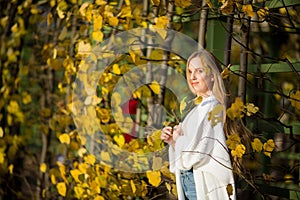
[199,95,219,107]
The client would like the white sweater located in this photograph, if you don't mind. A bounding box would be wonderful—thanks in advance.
[169,96,236,200]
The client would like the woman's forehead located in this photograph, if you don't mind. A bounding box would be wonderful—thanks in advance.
[188,57,209,69]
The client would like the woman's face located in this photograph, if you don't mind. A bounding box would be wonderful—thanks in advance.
[187,57,213,97]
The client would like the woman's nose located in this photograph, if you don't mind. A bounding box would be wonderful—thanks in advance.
[190,72,196,80]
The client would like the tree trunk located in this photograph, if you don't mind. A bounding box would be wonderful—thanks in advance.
[238,1,251,103]
[198,0,209,48]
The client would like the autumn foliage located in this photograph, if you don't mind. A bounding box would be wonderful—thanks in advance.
[1,0,300,199]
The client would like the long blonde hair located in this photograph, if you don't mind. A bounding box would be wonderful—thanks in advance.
[186,50,227,112]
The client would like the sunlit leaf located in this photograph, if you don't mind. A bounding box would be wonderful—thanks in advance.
[56,182,67,197]
[92,31,104,42]
[40,163,47,173]
[146,171,161,187]
[100,151,111,163]
[231,144,246,158]
[108,17,119,26]
[221,67,230,79]
[0,147,5,164]
[220,0,234,14]
[257,7,269,18]
[112,63,121,75]
[77,40,92,56]
[56,6,65,19]
[59,133,70,144]
[242,4,255,18]
[226,97,244,120]
[0,127,3,138]
[290,91,300,110]
[244,103,259,116]
[130,180,136,193]
[94,15,103,30]
[226,133,241,150]
[79,2,90,16]
[113,134,125,147]
[8,164,13,174]
[208,104,224,126]
[84,154,96,165]
[263,139,275,157]
[149,81,160,95]
[150,0,160,6]
[180,97,187,114]
[252,138,263,152]
[174,0,192,8]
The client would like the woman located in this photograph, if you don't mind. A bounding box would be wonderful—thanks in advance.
[161,50,236,200]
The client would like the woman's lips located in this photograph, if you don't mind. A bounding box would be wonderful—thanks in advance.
[191,82,199,86]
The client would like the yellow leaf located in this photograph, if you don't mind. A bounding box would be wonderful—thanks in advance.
[70,169,82,183]
[149,81,160,95]
[8,164,13,174]
[146,171,161,187]
[231,144,246,158]
[79,2,90,16]
[226,133,241,150]
[40,163,47,173]
[0,127,3,138]
[244,103,259,116]
[101,151,111,163]
[94,196,105,200]
[78,147,87,157]
[77,41,91,56]
[263,139,275,157]
[0,147,5,164]
[112,64,121,75]
[257,7,269,18]
[22,92,32,104]
[155,16,169,29]
[94,15,103,30]
[180,97,187,114]
[74,186,84,198]
[91,179,101,194]
[242,4,255,18]
[226,97,244,120]
[59,133,70,144]
[194,96,203,105]
[252,138,263,152]
[113,134,125,147]
[84,154,96,165]
[220,0,234,14]
[226,184,233,196]
[165,182,171,193]
[56,7,65,19]
[290,91,300,110]
[51,174,56,184]
[7,100,20,114]
[108,17,119,27]
[130,180,136,193]
[221,67,230,79]
[96,0,107,6]
[174,0,192,8]
[150,0,160,6]
[56,182,67,197]
[92,31,104,42]
[208,104,224,126]
[118,6,131,18]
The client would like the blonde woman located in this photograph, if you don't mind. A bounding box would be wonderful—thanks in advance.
[161,50,236,199]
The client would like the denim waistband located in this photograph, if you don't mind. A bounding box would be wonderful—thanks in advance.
[180,168,193,174]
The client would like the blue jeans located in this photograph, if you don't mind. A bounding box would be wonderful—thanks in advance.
[180,169,197,200]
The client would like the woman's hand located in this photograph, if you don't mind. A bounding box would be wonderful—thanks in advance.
[172,124,183,141]
[160,126,173,144]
